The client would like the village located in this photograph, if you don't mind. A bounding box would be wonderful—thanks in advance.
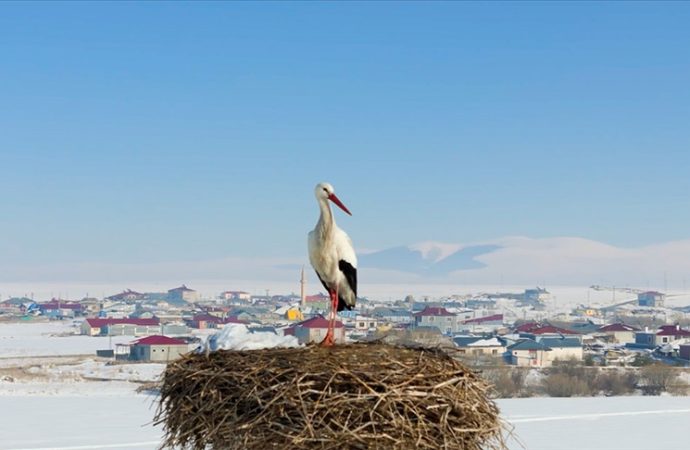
[2,280,690,374]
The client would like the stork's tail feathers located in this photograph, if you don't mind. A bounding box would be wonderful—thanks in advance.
[337,295,355,312]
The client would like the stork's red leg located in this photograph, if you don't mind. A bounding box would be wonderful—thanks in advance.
[321,288,338,346]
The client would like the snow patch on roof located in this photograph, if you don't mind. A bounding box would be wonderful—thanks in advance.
[467,337,503,347]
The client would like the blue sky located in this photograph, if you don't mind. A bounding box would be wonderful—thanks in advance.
[2,2,690,269]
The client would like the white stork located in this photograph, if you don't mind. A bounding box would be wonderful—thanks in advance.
[308,182,357,346]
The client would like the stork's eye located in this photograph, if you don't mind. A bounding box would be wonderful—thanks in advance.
[323,188,328,193]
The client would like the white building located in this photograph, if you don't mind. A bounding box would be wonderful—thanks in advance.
[167,285,199,303]
[539,337,583,362]
[354,316,378,332]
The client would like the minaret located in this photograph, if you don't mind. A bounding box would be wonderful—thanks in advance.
[300,266,306,309]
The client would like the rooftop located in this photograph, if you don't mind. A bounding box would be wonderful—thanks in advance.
[414,306,455,317]
[168,284,195,292]
[85,318,160,327]
[463,314,503,325]
[527,325,580,335]
[296,315,344,329]
[467,337,504,347]
[132,335,187,346]
[507,339,552,351]
[539,337,582,348]
[656,325,690,337]
[598,323,639,333]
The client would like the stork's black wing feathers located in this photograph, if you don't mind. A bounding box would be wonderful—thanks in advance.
[337,260,357,312]
[315,272,330,293]
[313,264,357,312]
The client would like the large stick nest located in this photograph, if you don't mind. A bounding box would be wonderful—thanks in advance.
[155,343,506,449]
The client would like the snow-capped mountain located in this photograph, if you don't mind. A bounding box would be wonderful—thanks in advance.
[4,237,690,294]
[359,242,501,276]
[357,237,690,288]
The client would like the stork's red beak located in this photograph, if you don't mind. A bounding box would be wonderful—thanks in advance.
[328,193,352,216]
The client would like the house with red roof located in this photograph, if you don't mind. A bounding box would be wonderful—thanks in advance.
[597,323,639,344]
[414,306,461,334]
[284,315,345,344]
[459,314,504,332]
[81,317,160,336]
[302,293,330,311]
[129,335,189,362]
[305,293,329,302]
[513,321,541,333]
[634,325,690,348]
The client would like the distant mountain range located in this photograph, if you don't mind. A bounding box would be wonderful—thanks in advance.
[3,236,690,292]
[359,243,501,276]
[355,237,690,288]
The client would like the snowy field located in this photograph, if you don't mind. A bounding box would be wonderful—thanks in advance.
[1,394,689,450]
[1,394,161,450]
[500,396,690,450]
[0,321,135,358]
[1,321,689,449]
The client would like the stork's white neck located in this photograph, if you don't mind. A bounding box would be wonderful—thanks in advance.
[316,197,335,239]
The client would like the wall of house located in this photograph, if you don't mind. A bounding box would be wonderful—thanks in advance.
[418,315,460,334]
[548,346,583,362]
[380,313,412,324]
[511,349,550,367]
[655,334,674,346]
[611,331,635,344]
[457,322,503,333]
[182,291,200,302]
[162,324,189,335]
[461,346,505,357]
[131,344,188,362]
[109,324,161,336]
[635,332,656,348]
[80,322,99,336]
[355,317,378,331]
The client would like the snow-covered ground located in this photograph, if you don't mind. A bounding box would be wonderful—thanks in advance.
[1,394,688,450]
[0,321,134,358]
[499,396,690,450]
[1,394,161,450]
[2,320,689,449]
[0,321,166,397]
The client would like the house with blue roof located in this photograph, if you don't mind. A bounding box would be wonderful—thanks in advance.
[454,336,506,358]
[507,339,552,367]
[538,337,583,362]
[371,307,413,325]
